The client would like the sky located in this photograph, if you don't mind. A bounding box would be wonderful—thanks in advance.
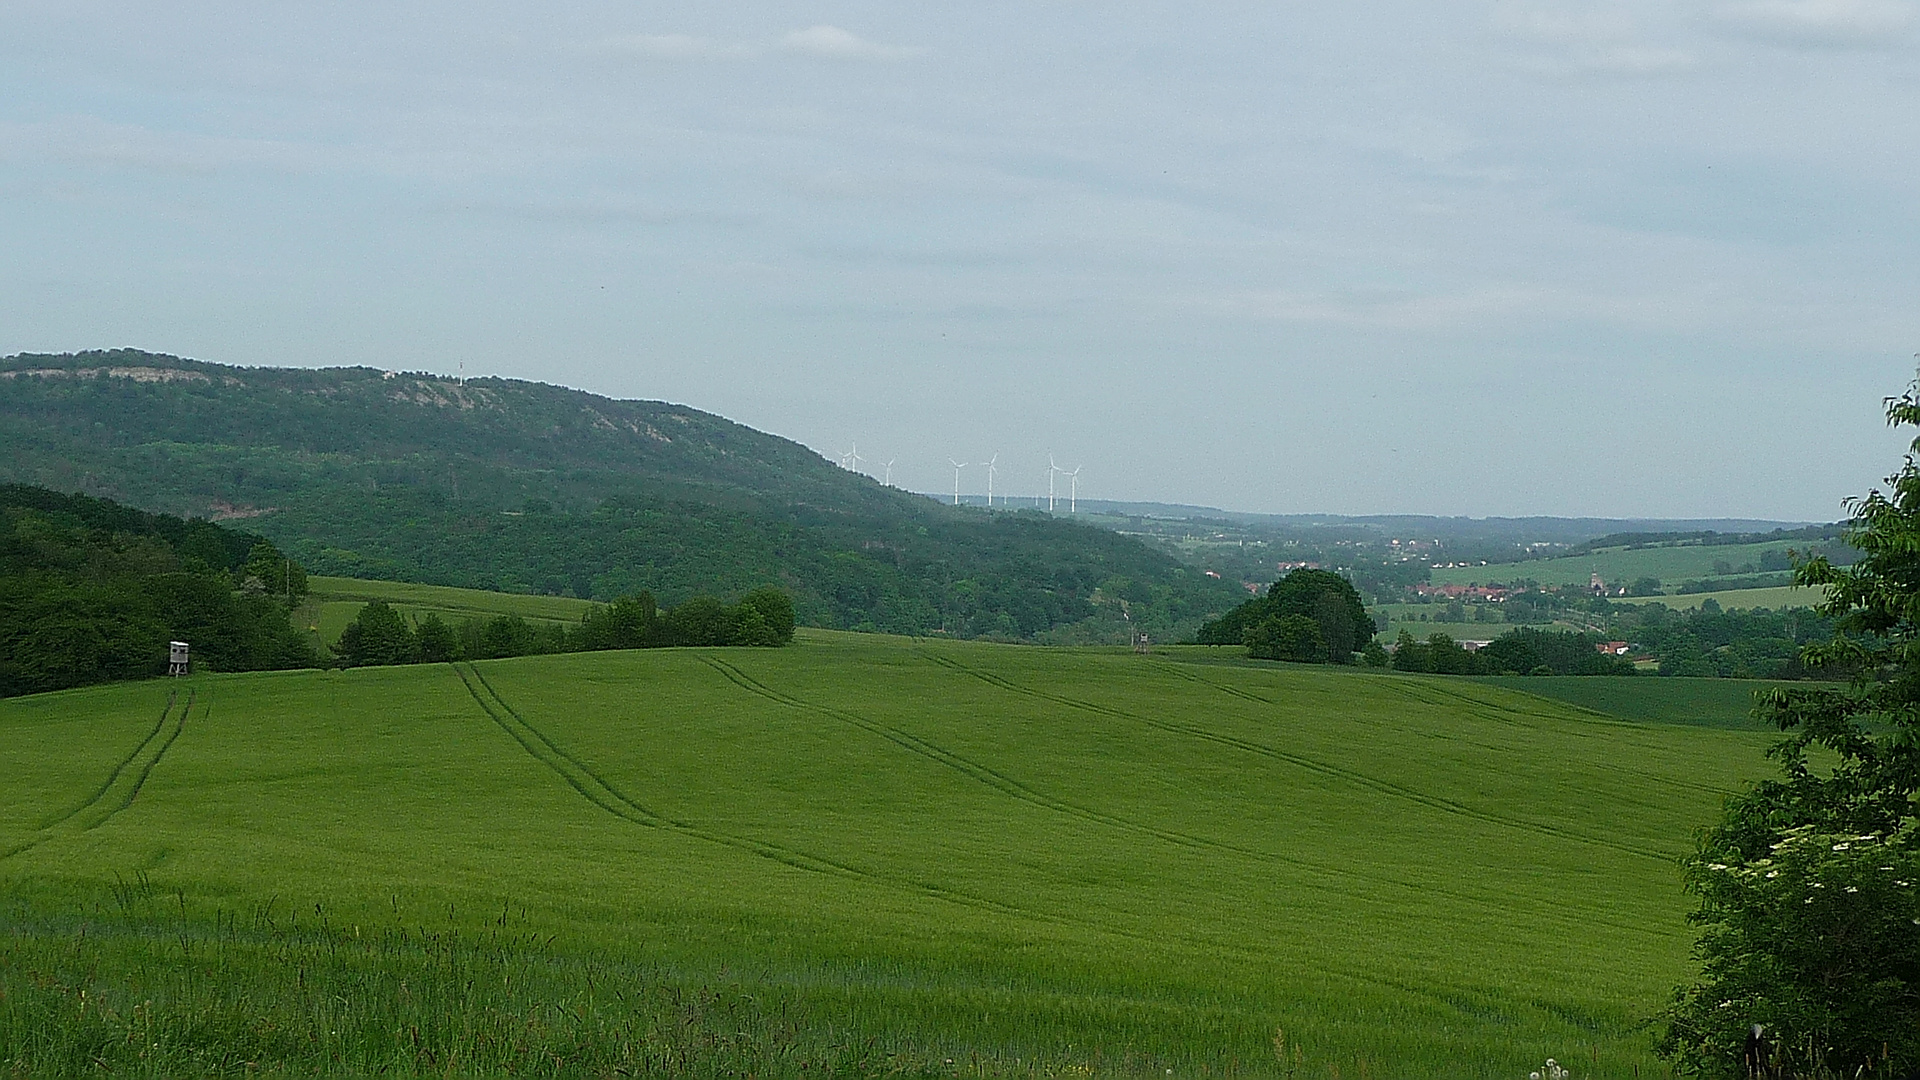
[3,2,1917,521]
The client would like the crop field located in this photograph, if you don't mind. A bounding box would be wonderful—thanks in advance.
[1609,585,1825,612]
[0,633,1779,1077]
[1470,675,1784,729]
[299,575,596,648]
[1428,540,1802,589]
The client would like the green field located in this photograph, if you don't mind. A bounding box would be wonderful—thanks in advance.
[1609,585,1826,612]
[0,633,1779,1076]
[1472,675,1784,729]
[298,575,597,649]
[1429,541,1802,589]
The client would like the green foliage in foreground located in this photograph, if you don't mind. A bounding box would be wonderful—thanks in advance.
[334,588,795,666]
[0,485,314,697]
[1660,390,1920,1079]
[2,879,903,1078]
[0,634,1779,1076]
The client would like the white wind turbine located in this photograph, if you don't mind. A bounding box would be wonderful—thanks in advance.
[841,441,864,474]
[1067,465,1082,513]
[1047,455,1063,513]
[948,459,968,506]
[982,453,998,507]
[882,458,896,487]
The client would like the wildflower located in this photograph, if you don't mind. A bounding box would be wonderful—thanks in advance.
[1846,886,1859,893]
[1707,863,1729,871]
[1833,842,1852,851]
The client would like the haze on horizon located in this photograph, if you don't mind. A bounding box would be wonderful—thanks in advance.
[3,2,1917,522]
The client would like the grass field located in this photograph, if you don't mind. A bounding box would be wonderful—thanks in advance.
[297,575,597,650]
[1429,540,1802,589]
[1609,585,1826,612]
[0,633,1780,1076]
[1471,675,1782,729]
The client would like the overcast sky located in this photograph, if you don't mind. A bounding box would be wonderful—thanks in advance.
[4,2,1917,520]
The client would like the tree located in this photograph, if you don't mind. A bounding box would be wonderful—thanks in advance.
[334,601,416,667]
[734,587,796,646]
[1659,388,1920,1078]
[1201,569,1373,663]
[413,613,458,663]
[1247,614,1326,663]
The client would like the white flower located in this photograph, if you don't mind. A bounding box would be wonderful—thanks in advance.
[1833,843,1852,851]
[1707,863,1729,871]
[1846,886,1860,893]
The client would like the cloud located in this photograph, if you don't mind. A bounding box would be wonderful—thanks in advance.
[1712,0,1916,45]
[588,34,759,61]
[778,26,926,61]
[1492,4,1697,74]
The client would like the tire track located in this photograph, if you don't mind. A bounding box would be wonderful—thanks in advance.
[698,656,1663,934]
[917,648,1673,862]
[97,690,193,824]
[453,663,1053,923]
[38,690,179,829]
[4,690,195,859]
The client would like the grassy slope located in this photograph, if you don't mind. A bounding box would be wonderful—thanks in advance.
[1430,541,1799,588]
[1610,585,1825,611]
[297,574,596,650]
[0,635,1775,1076]
[1471,675,1781,728]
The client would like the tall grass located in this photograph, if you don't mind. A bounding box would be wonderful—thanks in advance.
[2,876,917,1078]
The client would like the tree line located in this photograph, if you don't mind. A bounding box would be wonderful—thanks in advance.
[0,485,315,697]
[332,589,794,667]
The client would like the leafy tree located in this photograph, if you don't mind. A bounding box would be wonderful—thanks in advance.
[664,596,732,647]
[734,587,796,646]
[1659,389,1920,1078]
[1247,614,1327,663]
[242,539,307,600]
[1361,639,1389,667]
[413,613,458,663]
[1201,569,1373,664]
[335,601,416,667]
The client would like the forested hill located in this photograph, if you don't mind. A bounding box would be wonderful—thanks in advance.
[0,350,1239,640]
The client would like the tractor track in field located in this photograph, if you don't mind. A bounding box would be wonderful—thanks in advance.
[452,663,1064,926]
[4,690,195,860]
[917,648,1673,862]
[698,655,1665,934]
[39,690,178,829]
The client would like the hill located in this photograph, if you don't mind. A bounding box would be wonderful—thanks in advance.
[0,635,1779,1076]
[0,350,1239,641]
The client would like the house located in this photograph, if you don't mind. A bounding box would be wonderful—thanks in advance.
[1597,641,1631,656]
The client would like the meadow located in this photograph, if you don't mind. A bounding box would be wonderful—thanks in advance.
[0,632,1783,1077]
[296,576,596,650]
[1427,540,1800,589]
[1608,585,1824,612]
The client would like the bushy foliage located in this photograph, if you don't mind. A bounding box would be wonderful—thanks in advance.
[332,588,796,667]
[1660,388,1920,1078]
[1199,569,1374,663]
[0,487,315,696]
[1387,627,1634,677]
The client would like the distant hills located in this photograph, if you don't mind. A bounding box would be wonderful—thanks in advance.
[0,350,1240,641]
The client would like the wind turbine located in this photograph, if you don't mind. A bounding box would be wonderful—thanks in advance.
[948,459,968,506]
[982,453,998,507]
[883,458,896,487]
[841,441,864,474]
[1067,465,1082,513]
[1047,455,1062,513]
